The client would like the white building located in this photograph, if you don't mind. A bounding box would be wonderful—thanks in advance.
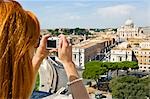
[140,41,150,49]
[117,19,144,40]
[141,26,150,36]
[110,40,150,72]
[72,37,115,69]
[110,42,133,62]
[72,41,98,69]
[72,47,86,69]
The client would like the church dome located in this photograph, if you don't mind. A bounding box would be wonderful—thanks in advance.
[125,19,134,26]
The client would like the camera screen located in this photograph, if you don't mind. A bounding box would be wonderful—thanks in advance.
[47,40,56,48]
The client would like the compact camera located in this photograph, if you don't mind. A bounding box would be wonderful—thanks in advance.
[46,37,59,49]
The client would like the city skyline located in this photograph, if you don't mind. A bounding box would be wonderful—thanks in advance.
[18,0,150,29]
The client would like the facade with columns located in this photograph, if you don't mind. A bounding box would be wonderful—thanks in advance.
[117,19,144,40]
[110,42,133,62]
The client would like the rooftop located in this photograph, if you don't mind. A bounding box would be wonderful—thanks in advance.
[73,37,109,49]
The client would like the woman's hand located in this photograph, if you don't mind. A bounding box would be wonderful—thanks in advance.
[32,34,57,72]
[58,34,73,65]
[58,34,90,99]
[35,34,55,59]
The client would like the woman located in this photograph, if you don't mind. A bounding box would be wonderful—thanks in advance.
[0,0,89,99]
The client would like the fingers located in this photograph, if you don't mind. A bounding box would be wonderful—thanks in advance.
[39,34,50,49]
[58,34,69,48]
[49,48,58,53]
[62,36,69,47]
[39,34,71,52]
[58,38,63,49]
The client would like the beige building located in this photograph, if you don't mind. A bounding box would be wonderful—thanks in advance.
[132,40,150,72]
[110,40,150,72]
[117,19,145,40]
[40,29,51,35]
[72,37,115,69]
[67,35,87,45]
[110,19,150,72]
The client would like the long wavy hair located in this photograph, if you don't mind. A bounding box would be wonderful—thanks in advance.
[0,0,40,98]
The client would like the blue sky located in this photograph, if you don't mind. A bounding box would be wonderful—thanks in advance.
[17,0,150,29]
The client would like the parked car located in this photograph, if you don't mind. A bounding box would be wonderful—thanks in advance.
[95,93,107,99]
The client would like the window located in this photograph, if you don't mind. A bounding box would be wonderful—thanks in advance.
[41,85,45,87]
[148,67,150,69]
[135,34,137,36]
[74,54,76,59]
[119,56,122,61]
[113,58,115,61]
[144,67,146,69]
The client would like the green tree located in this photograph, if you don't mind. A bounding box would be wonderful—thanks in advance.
[34,73,40,91]
[109,76,150,99]
[83,61,107,87]
[74,28,91,35]
[128,61,139,70]
[121,61,138,74]
[112,62,123,76]
[121,61,130,74]
[101,61,138,76]
[112,28,117,32]
[102,62,113,78]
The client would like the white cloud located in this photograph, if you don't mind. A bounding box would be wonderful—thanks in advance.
[97,4,136,17]
[63,13,81,20]
[69,15,81,20]
[74,3,89,7]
